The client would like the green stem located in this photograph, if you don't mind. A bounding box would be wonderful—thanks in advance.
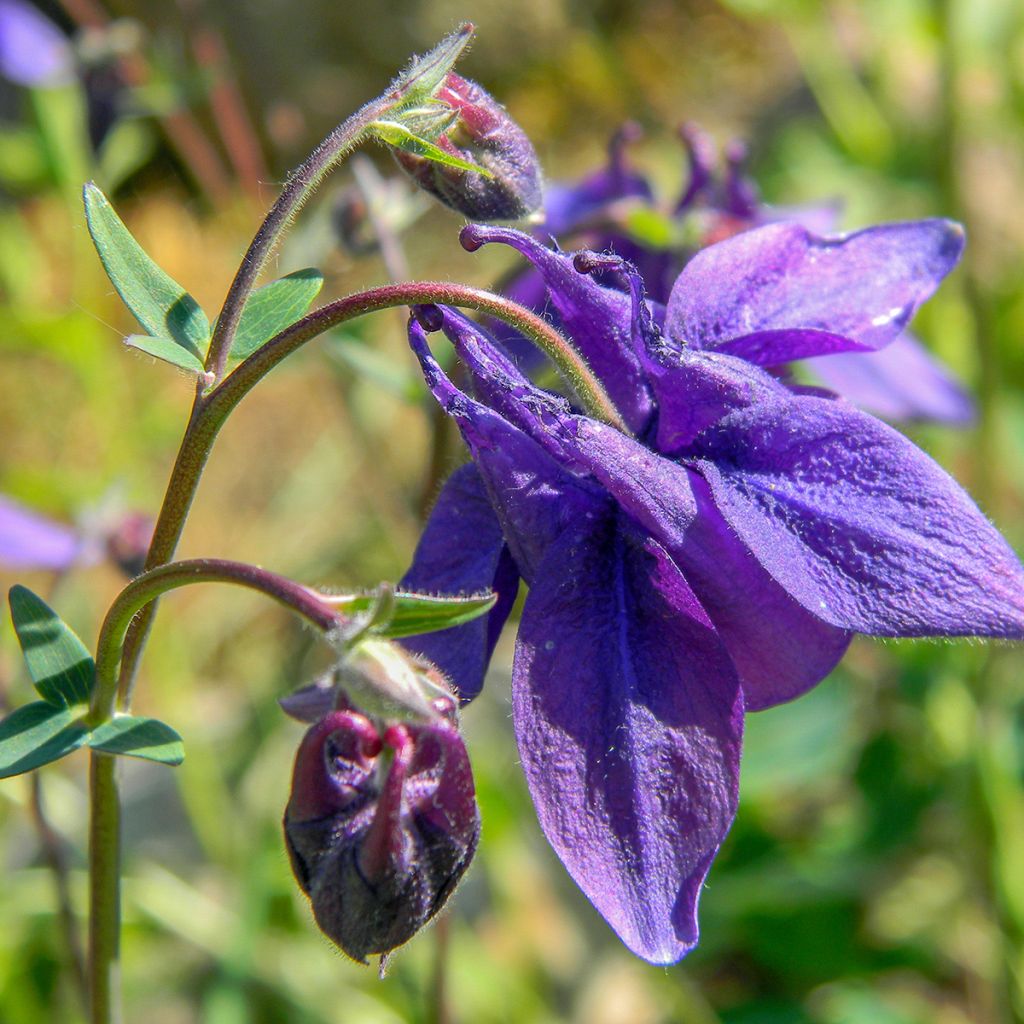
[96,559,343,721]
[211,283,626,431]
[203,93,395,384]
[87,559,346,1024]
[88,753,120,1024]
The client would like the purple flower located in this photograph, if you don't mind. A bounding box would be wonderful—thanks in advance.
[0,0,73,88]
[400,219,1024,963]
[504,124,972,425]
[0,494,153,578]
[284,693,480,963]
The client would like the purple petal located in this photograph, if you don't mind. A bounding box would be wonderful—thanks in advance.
[0,0,74,87]
[407,318,605,581]
[641,345,791,455]
[399,464,519,702]
[513,511,743,964]
[802,331,975,425]
[563,417,852,709]
[0,496,86,570]
[716,328,871,366]
[691,393,1024,637]
[461,224,654,432]
[666,220,965,353]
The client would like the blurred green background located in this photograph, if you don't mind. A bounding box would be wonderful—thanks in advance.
[2,1,1024,1021]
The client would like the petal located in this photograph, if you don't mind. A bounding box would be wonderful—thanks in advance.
[691,393,1024,637]
[408,318,605,581]
[461,224,654,432]
[666,219,965,352]
[564,418,852,709]
[641,346,791,455]
[802,331,975,425]
[399,464,520,702]
[716,328,871,366]
[0,497,86,571]
[513,509,743,964]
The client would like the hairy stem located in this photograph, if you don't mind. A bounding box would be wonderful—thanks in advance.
[211,283,627,431]
[96,559,344,722]
[88,559,345,1024]
[203,94,394,384]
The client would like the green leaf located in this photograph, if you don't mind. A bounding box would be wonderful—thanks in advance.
[87,715,184,766]
[369,121,492,177]
[125,334,208,375]
[9,586,95,707]
[230,268,324,361]
[0,702,90,778]
[331,590,497,639]
[83,181,210,355]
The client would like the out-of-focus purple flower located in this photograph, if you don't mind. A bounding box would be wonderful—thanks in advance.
[0,496,86,570]
[283,679,480,963]
[502,123,972,425]
[0,494,152,578]
[400,219,1024,963]
[390,72,542,221]
[0,0,74,88]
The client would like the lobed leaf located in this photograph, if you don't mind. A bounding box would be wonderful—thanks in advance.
[83,181,210,355]
[125,334,207,375]
[0,702,90,778]
[87,715,185,766]
[9,585,94,706]
[230,268,324,361]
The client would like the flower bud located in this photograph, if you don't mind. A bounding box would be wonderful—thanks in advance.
[283,702,480,963]
[391,73,542,221]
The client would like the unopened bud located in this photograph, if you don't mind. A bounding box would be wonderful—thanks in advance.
[283,703,480,963]
[391,73,542,221]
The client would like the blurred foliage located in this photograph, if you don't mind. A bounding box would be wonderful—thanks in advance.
[2,0,1024,1022]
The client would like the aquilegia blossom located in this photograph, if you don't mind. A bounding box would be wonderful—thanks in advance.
[504,123,972,425]
[400,218,1024,964]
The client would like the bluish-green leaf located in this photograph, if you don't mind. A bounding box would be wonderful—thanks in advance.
[9,586,94,707]
[125,334,207,374]
[83,181,210,354]
[369,121,492,177]
[230,268,324,361]
[88,715,184,766]
[331,589,497,639]
[0,702,90,778]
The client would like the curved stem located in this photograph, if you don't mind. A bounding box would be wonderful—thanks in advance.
[212,283,628,431]
[88,559,345,1023]
[95,559,344,722]
[203,94,394,384]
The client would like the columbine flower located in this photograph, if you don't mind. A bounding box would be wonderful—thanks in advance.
[502,123,972,425]
[282,659,480,963]
[399,219,1024,963]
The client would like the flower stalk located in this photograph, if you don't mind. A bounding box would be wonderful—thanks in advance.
[88,559,347,1023]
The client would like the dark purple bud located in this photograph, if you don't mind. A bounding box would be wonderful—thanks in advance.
[391,73,542,221]
[283,706,480,963]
